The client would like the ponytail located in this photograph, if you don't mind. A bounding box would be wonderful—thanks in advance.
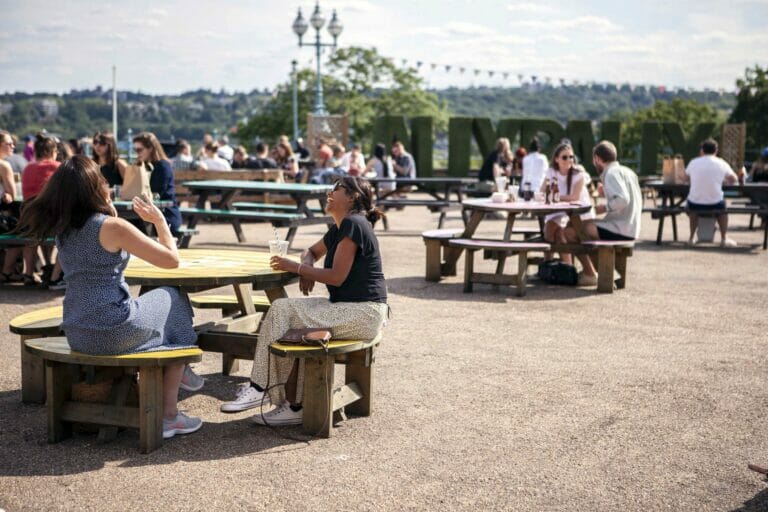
[336,175,386,227]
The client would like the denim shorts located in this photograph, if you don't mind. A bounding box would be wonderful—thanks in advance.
[687,200,725,211]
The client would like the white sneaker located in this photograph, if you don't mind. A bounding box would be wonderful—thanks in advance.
[252,401,303,426]
[577,271,598,287]
[220,383,270,413]
[179,365,205,392]
[720,238,738,248]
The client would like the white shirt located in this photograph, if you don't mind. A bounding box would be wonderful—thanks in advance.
[340,152,366,174]
[200,155,232,171]
[685,155,735,205]
[544,167,596,221]
[522,151,548,192]
[217,144,234,163]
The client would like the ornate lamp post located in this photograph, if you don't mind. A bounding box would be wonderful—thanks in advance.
[292,2,343,115]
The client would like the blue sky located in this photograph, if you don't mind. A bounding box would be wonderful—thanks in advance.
[2,0,766,94]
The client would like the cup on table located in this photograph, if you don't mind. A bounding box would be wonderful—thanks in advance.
[534,192,545,202]
[494,176,508,193]
[269,240,289,257]
[509,185,519,201]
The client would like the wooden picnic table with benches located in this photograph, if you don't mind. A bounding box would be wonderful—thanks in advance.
[644,180,768,249]
[367,177,475,230]
[179,180,333,248]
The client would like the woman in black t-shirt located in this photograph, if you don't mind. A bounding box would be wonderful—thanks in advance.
[220,176,389,426]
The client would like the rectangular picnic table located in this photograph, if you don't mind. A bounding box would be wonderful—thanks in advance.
[367,177,475,230]
[180,180,333,248]
[645,180,768,249]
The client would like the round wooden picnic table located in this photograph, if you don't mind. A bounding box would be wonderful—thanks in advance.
[442,198,592,277]
[125,248,300,374]
[125,248,299,307]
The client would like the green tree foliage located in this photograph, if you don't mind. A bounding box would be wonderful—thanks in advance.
[729,65,768,151]
[238,46,450,149]
[607,98,725,161]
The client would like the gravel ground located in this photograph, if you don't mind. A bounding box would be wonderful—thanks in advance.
[1,200,768,511]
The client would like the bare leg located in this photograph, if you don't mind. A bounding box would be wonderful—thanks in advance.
[716,213,729,241]
[1,247,21,276]
[22,245,39,277]
[285,359,299,405]
[564,224,597,276]
[556,227,572,265]
[163,363,184,419]
[543,221,559,261]
[687,212,698,243]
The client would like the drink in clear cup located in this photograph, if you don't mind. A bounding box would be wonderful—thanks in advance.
[494,176,508,193]
[509,185,519,201]
[269,240,289,257]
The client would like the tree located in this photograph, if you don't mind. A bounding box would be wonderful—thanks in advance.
[729,65,768,150]
[608,98,725,161]
[237,46,449,149]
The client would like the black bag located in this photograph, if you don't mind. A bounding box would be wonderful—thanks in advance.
[0,213,17,234]
[537,260,578,286]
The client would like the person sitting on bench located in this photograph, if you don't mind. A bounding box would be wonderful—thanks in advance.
[685,138,738,247]
[563,141,642,286]
[220,176,389,426]
[16,156,204,440]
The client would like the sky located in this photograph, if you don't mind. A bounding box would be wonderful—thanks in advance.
[2,0,767,95]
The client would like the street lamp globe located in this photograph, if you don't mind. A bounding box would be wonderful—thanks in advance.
[310,2,325,30]
[327,10,343,40]
[292,8,309,41]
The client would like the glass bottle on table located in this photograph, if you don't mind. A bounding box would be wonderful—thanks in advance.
[552,180,560,203]
[523,180,532,201]
[544,178,552,204]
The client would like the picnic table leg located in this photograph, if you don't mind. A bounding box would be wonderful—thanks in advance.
[264,286,288,303]
[138,365,163,454]
[220,282,262,375]
[97,373,133,443]
[656,215,665,245]
[46,360,72,443]
[20,334,46,404]
[516,250,528,297]
[671,214,678,242]
[444,209,484,276]
[596,247,615,293]
[284,226,298,248]
[615,249,628,289]
[463,248,475,293]
[495,213,518,279]
[344,348,374,417]
[232,219,247,243]
[302,356,334,438]
[437,210,446,229]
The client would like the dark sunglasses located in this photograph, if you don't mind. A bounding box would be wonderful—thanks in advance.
[93,139,106,146]
[560,155,575,161]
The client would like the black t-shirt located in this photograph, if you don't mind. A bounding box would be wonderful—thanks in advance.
[322,214,387,303]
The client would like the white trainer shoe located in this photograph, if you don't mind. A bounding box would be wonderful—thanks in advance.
[252,401,303,426]
[220,383,270,413]
[162,412,203,439]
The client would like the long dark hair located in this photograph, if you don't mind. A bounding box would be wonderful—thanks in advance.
[17,155,114,241]
[92,131,119,167]
[551,142,576,194]
[132,131,168,163]
[34,132,57,160]
[335,176,385,226]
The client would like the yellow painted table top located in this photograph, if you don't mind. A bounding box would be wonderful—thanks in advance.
[124,249,299,289]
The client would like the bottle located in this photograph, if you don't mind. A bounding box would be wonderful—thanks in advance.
[544,179,551,204]
[523,180,532,201]
[552,180,560,203]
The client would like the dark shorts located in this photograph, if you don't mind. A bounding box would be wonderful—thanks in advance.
[597,226,635,241]
[687,200,726,211]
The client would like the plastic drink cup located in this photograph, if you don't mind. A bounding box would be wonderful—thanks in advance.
[494,176,508,193]
[509,185,519,201]
[269,240,289,257]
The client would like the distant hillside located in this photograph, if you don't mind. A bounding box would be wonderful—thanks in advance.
[435,84,735,123]
[0,84,735,142]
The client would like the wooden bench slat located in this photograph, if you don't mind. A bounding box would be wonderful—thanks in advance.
[232,201,323,213]
[270,333,382,358]
[25,337,202,366]
[179,207,302,221]
[10,306,63,335]
[448,239,551,251]
[190,294,271,309]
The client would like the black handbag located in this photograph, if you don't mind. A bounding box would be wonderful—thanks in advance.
[0,213,17,234]
[537,260,578,286]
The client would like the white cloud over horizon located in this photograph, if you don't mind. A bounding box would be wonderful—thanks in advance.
[2,0,767,95]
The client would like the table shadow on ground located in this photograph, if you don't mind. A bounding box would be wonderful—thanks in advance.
[631,238,764,255]
[732,486,768,511]
[0,385,320,476]
[385,276,594,302]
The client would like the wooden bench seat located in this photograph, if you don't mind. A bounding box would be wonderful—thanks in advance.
[645,206,768,248]
[25,337,202,453]
[232,201,324,214]
[549,240,635,293]
[10,306,63,403]
[448,239,551,296]
[189,294,271,315]
[269,332,382,437]
[422,229,464,281]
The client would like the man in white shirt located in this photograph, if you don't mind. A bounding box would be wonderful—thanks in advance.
[339,143,366,176]
[685,138,738,247]
[521,137,548,195]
